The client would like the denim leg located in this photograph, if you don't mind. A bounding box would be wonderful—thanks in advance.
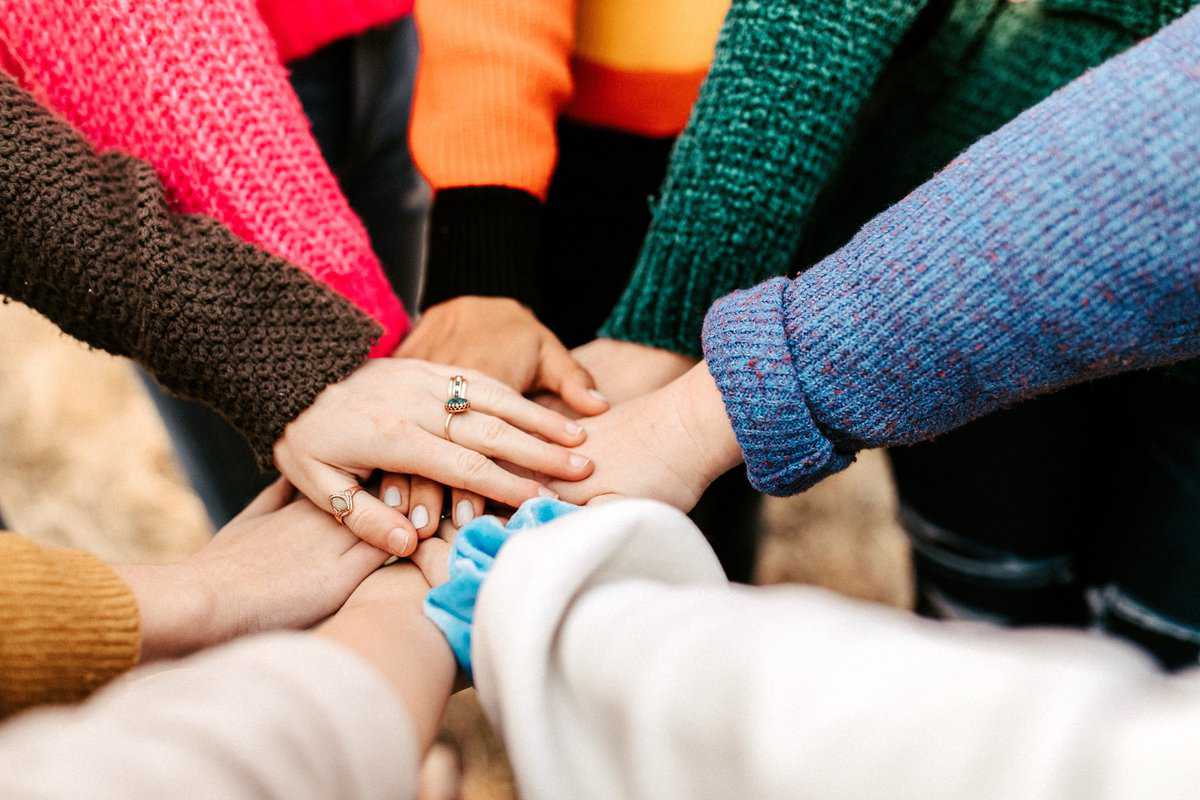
[143,21,424,527]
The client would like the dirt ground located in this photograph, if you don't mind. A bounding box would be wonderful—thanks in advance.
[0,299,912,799]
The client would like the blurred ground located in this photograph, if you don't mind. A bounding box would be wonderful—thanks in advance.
[1,298,911,799]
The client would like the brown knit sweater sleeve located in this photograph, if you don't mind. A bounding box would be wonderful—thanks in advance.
[0,535,140,719]
[0,73,381,467]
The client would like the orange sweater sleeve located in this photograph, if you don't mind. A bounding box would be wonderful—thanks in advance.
[410,0,576,200]
[0,535,140,718]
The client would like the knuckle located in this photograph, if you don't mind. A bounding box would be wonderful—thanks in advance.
[454,449,490,482]
[479,416,507,447]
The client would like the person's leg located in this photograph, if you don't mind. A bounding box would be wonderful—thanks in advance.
[1086,368,1200,671]
[889,386,1094,627]
[145,22,424,527]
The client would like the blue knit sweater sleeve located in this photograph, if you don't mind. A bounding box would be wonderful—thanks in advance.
[703,9,1200,496]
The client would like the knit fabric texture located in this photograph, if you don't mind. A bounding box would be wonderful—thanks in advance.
[0,0,408,354]
[0,536,139,719]
[604,0,1194,356]
[0,75,380,467]
[702,8,1200,496]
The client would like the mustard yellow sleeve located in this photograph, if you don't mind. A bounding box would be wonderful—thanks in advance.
[0,535,140,718]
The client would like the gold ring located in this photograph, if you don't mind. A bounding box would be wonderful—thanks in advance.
[444,411,457,442]
[445,375,470,414]
[329,485,362,525]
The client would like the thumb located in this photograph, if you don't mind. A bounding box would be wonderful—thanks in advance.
[229,477,294,522]
[538,338,609,417]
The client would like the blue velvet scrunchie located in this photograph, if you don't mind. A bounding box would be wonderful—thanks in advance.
[424,497,579,676]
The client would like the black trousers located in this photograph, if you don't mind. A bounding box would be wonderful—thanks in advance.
[894,368,1200,670]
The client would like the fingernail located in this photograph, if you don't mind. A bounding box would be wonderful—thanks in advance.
[387,527,414,556]
[538,487,558,499]
[383,486,402,508]
[569,454,590,470]
[588,389,608,404]
[455,499,475,527]
[565,421,584,436]
[410,505,429,530]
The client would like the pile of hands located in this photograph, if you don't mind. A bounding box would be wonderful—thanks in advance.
[125,297,743,663]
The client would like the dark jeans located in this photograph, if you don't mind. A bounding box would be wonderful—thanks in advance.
[893,369,1200,670]
[144,19,425,528]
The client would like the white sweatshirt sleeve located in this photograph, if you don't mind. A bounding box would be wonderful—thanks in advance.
[472,499,1200,800]
[0,633,417,800]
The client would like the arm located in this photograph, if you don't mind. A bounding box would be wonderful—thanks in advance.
[410,0,574,309]
[554,9,1200,506]
[0,73,379,465]
[0,536,139,716]
[600,0,928,355]
[0,0,407,352]
[0,480,391,719]
[0,563,452,800]
[704,8,1200,494]
[473,500,1191,800]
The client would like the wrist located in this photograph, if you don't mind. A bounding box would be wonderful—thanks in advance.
[114,561,218,662]
[673,362,744,488]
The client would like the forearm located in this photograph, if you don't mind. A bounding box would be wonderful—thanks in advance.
[0,634,419,800]
[0,75,379,465]
[0,0,408,350]
[317,579,456,752]
[704,10,1200,494]
[601,0,927,355]
[411,0,575,308]
[0,537,139,717]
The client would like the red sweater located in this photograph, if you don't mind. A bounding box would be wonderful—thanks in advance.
[0,0,411,355]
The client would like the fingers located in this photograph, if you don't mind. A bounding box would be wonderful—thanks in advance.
[449,488,484,529]
[408,476,444,539]
[448,411,593,482]
[401,429,555,509]
[538,339,609,417]
[425,364,586,447]
[308,462,418,558]
[229,477,294,523]
[379,473,411,516]
[411,536,452,587]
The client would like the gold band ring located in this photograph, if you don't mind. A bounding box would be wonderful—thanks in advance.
[445,375,470,414]
[444,411,457,442]
[329,485,363,525]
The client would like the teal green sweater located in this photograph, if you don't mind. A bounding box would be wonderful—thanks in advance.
[600,0,1194,356]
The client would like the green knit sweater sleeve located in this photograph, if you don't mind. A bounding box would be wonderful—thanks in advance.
[600,0,928,356]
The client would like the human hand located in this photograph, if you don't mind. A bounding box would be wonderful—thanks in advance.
[572,338,698,405]
[389,298,609,536]
[398,297,609,414]
[116,479,390,662]
[546,363,744,511]
[273,358,593,556]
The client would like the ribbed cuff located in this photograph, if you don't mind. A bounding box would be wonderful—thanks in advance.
[0,539,140,716]
[420,187,544,311]
[701,278,852,495]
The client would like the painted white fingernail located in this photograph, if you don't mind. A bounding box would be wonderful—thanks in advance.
[410,505,429,529]
[538,487,558,499]
[455,500,475,527]
[383,486,402,508]
[588,389,608,403]
[565,421,584,436]
[569,454,590,470]
[387,527,413,556]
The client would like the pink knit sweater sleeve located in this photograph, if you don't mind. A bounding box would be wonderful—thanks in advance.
[0,0,408,355]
